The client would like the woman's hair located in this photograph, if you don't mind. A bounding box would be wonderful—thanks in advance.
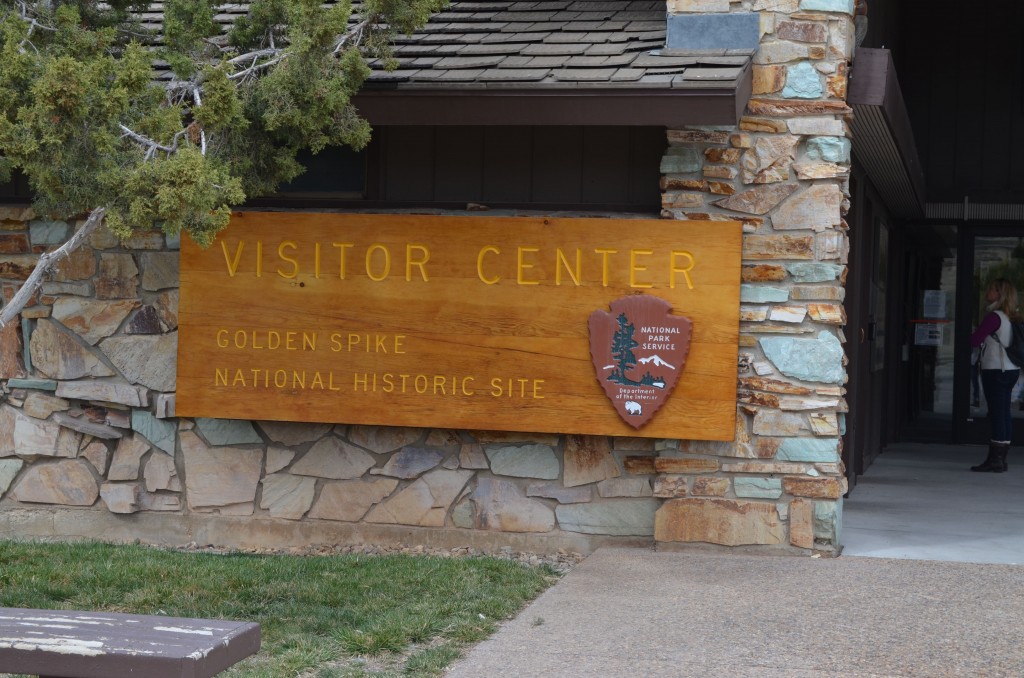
[990,278,1021,321]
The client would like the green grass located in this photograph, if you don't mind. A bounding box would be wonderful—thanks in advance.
[0,541,560,677]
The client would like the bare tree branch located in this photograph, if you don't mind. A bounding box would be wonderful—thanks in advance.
[0,208,107,330]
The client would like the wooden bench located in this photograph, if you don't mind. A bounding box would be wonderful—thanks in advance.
[0,607,260,678]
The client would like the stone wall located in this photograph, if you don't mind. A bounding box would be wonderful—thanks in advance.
[0,209,664,553]
[0,0,854,556]
[654,0,852,551]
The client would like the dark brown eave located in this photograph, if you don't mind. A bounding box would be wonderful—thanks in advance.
[848,48,926,219]
[353,72,752,128]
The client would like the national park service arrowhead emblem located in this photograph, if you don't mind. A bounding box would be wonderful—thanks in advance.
[588,295,692,429]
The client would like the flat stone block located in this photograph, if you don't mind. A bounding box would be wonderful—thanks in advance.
[691,477,729,496]
[12,459,98,506]
[787,262,843,283]
[260,474,316,520]
[777,437,840,462]
[52,412,123,440]
[473,477,556,533]
[814,496,842,544]
[31,319,114,380]
[181,430,262,512]
[660,147,702,175]
[667,12,760,50]
[527,482,592,504]
[800,0,853,11]
[364,469,473,528]
[0,459,24,495]
[29,220,69,246]
[56,381,148,407]
[309,478,399,522]
[486,444,559,480]
[101,482,141,514]
[564,435,620,487]
[132,410,177,454]
[656,498,784,545]
[371,447,444,479]
[782,62,823,99]
[807,136,852,163]
[556,499,660,536]
[597,477,653,498]
[100,333,177,392]
[783,475,846,499]
[654,458,719,474]
[790,498,815,548]
[741,285,789,303]
[196,418,262,446]
[6,379,57,391]
[760,331,845,384]
[292,437,375,479]
[734,477,783,499]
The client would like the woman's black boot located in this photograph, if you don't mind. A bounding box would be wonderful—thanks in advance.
[971,443,1002,472]
[994,442,1010,473]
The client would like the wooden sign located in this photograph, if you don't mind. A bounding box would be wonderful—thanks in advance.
[177,212,742,439]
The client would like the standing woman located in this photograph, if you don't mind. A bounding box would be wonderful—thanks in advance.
[969,278,1022,472]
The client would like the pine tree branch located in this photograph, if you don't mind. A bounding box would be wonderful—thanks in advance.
[0,208,107,331]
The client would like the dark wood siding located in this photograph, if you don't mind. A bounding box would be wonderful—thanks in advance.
[379,126,665,210]
[898,2,1024,203]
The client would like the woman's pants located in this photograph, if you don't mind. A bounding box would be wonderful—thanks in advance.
[981,369,1020,441]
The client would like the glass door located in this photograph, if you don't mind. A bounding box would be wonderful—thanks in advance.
[959,233,1024,445]
[899,223,957,442]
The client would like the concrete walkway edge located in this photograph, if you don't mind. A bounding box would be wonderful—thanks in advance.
[445,548,1024,677]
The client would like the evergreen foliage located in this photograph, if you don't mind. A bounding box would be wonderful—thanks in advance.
[0,0,446,246]
[609,313,639,385]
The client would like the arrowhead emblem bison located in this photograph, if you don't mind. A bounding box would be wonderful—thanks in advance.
[588,295,692,429]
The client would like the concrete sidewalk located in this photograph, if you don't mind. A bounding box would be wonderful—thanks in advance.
[445,548,1024,677]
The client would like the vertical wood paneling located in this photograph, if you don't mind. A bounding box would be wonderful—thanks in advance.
[380,125,662,209]
[952,12,986,192]
[384,127,435,201]
[434,126,484,202]
[482,127,533,203]
[581,127,630,204]
[901,1,1024,203]
[532,127,583,203]
[629,127,667,206]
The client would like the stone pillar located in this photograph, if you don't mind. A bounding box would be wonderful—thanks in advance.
[655,0,853,553]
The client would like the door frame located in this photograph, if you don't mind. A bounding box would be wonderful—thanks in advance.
[953,225,1024,445]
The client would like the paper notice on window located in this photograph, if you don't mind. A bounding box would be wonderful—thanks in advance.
[914,323,943,346]
[922,290,946,319]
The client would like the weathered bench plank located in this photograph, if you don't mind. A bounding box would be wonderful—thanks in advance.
[0,607,260,678]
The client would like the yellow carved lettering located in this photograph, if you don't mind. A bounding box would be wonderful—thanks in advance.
[221,241,244,277]
[629,249,653,289]
[555,247,581,286]
[670,250,696,290]
[594,248,618,287]
[477,246,500,285]
[406,244,430,282]
[277,241,299,279]
[333,243,353,279]
[366,244,391,281]
[517,247,540,285]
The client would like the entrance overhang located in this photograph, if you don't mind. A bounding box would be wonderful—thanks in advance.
[353,77,753,128]
[849,47,926,219]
